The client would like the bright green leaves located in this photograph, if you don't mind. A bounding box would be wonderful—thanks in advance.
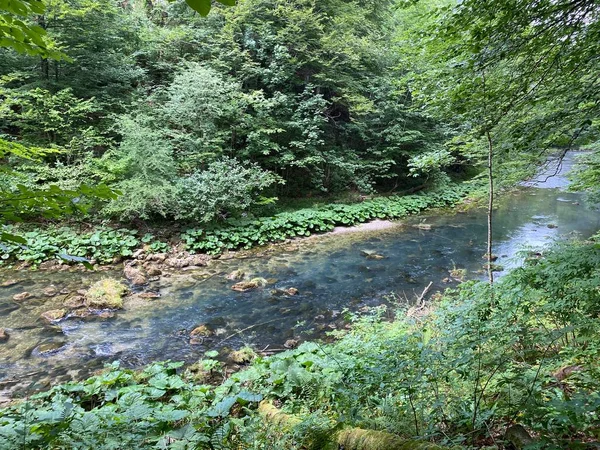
[181,0,235,16]
[0,0,66,58]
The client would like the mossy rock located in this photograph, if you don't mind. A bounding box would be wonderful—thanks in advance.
[85,278,127,309]
[231,277,268,292]
[229,346,256,364]
[337,428,449,450]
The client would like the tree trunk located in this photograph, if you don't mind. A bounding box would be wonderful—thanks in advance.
[486,129,494,287]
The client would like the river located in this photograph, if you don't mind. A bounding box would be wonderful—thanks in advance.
[1,153,598,401]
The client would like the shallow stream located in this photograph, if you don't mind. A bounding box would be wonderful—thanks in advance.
[1,153,599,400]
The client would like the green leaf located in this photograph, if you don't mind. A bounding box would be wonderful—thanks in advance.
[184,0,211,16]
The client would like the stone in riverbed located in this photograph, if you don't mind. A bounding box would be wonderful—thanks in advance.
[43,285,58,297]
[123,263,147,286]
[190,325,213,338]
[413,223,432,230]
[226,269,245,280]
[41,309,67,323]
[69,308,92,319]
[35,341,67,355]
[139,291,161,299]
[231,278,268,292]
[1,279,20,287]
[283,339,298,349]
[0,328,8,342]
[63,295,86,309]
[145,265,162,277]
[284,287,299,296]
[13,292,31,301]
[84,278,127,309]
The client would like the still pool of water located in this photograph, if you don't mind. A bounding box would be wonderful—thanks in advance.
[1,153,599,400]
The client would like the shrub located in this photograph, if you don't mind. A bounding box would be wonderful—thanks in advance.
[175,157,280,223]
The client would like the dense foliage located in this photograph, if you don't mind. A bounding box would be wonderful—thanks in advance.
[0,0,459,233]
[2,239,599,448]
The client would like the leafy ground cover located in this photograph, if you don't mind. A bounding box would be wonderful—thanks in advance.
[1,236,598,449]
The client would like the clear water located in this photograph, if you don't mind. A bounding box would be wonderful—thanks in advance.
[1,153,598,400]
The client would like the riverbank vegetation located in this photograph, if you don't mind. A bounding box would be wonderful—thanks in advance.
[3,0,598,256]
[0,181,477,266]
[1,237,599,449]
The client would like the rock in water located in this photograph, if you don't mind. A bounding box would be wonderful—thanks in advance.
[13,292,31,302]
[63,295,86,309]
[0,328,8,342]
[123,263,147,286]
[231,277,268,292]
[43,285,58,297]
[284,339,298,349]
[41,309,67,323]
[190,325,213,338]
[1,279,20,287]
[84,278,127,309]
[226,269,246,280]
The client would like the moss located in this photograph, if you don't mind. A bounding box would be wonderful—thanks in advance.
[229,346,256,364]
[258,401,301,431]
[85,278,127,309]
[337,428,448,450]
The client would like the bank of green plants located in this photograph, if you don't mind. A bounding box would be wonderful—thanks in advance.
[0,181,480,267]
[0,226,140,266]
[2,237,598,448]
[181,182,477,254]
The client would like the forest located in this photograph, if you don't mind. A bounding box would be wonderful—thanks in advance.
[0,0,599,448]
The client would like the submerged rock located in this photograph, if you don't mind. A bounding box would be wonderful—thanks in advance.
[284,287,299,296]
[1,279,20,287]
[43,285,58,297]
[63,295,86,309]
[138,291,161,299]
[413,223,432,230]
[13,292,31,302]
[361,250,385,260]
[85,278,127,309]
[124,263,147,286]
[231,277,268,292]
[41,309,67,323]
[35,341,67,355]
[190,325,213,338]
[226,269,246,280]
